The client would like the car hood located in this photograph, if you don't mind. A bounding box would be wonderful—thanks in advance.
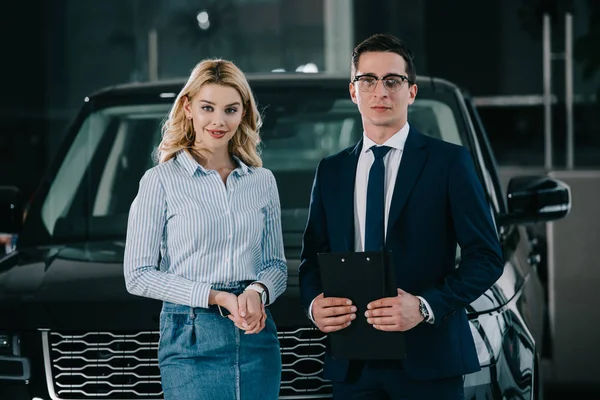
[0,242,512,331]
[0,241,307,331]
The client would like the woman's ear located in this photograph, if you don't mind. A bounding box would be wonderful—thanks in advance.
[183,95,192,118]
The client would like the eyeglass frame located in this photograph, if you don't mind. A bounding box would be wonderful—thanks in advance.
[352,74,415,92]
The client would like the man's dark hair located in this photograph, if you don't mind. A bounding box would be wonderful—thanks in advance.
[351,34,416,84]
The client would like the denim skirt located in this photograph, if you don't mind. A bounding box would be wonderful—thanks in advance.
[157,287,281,399]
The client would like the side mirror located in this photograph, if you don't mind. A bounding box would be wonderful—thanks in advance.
[497,176,571,226]
[0,186,23,234]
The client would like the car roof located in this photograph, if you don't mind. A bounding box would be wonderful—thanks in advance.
[88,73,462,102]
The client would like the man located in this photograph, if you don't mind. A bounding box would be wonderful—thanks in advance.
[298,34,504,400]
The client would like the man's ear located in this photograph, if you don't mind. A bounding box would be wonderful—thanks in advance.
[408,84,418,105]
[349,82,358,105]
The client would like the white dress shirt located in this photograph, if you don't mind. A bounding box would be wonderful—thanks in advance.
[309,122,434,324]
[124,150,287,308]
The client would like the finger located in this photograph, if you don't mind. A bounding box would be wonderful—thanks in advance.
[367,297,397,310]
[230,315,246,327]
[244,319,262,334]
[246,297,263,325]
[247,311,267,334]
[397,288,408,295]
[227,312,245,325]
[320,313,355,327]
[247,315,265,335]
[226,300,247,326]
[364,307,396,318]
[260,313,266,332]
[226,307,241,322]
[367,316,398,326]
[319,297,353,308]
[238,294,248,318]
[244,311,261,327]
[316,305,357,319]
[236,297,250,329]
[245,309,267,334]
[246,293,257,315]
[230,310,247,328]
[228,315,247,330]
[321,321,352,333]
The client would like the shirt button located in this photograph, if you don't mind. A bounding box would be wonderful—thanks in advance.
[228,234,233,239]
[226,257,230,262]
[225,210,230,215]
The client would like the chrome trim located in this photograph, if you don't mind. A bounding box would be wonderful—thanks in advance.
[42,328,332,399]
[279,393,332,398]
[53,354,158,362]
[539,204,570,213]
[42,331,62,400]
[42,331,163,400]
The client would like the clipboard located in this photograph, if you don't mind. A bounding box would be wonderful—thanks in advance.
[317,251,406,360]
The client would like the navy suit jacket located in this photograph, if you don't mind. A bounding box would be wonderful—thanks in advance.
[298,127,504,382]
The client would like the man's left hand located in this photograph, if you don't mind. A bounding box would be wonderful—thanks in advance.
[365,288,424,332]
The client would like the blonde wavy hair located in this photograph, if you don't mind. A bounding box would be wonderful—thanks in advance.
[156,59,262,167]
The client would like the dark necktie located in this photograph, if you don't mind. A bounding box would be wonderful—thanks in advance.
[364,145,392,252]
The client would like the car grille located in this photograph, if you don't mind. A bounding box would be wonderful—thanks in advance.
[42,328,332,399]
[278,328,332,397]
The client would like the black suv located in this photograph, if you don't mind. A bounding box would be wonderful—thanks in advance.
[0,74,570,400]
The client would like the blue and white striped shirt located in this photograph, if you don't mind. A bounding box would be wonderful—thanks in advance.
[124,150,287,308]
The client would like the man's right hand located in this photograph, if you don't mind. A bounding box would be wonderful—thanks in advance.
[311,293,356,333]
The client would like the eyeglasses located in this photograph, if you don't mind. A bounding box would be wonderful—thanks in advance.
[352,74,413,92]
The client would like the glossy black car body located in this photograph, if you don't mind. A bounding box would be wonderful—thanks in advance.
[0,74,571,399]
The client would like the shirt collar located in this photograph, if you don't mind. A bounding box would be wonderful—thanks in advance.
[178,150,200,176]
[176,150,250,176]
[361,122,410,154]
[232,155,250,175]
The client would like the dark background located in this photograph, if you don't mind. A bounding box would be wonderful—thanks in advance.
[1,0,599,397]
[2,0,600,203]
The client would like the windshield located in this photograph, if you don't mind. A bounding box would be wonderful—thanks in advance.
[22,83,469,248]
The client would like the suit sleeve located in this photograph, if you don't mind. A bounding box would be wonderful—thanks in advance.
[299,159,331,312]
[421,147,504,327]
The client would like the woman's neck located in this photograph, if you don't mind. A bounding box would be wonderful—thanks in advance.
[189,147,234,170]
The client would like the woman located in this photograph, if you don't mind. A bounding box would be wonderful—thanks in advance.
[124,59,287,400]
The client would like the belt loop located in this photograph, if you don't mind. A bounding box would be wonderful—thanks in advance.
[189,306,196,320]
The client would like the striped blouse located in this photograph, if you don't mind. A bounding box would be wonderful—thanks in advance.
[123,150,288,308]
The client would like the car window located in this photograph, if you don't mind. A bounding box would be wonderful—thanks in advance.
[41,105,165,238]
[464,97,507,215]
[29,85,473,244]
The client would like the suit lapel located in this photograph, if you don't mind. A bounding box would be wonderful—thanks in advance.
[386,128,428,239]
[338,140,362,252]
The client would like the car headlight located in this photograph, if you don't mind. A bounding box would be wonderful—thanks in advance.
[0,332,20,356]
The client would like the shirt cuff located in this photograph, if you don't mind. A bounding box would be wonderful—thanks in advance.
[417,296,435,324]
[308,297,318,325]
[191,282,213,309]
